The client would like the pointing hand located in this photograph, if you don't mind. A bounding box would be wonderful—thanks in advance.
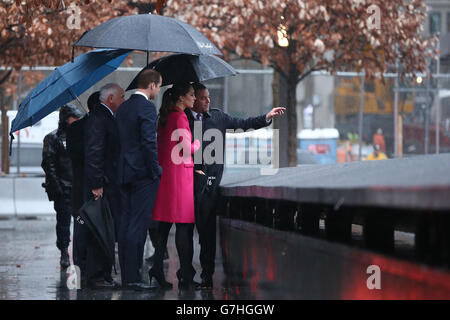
[266,107,286,121]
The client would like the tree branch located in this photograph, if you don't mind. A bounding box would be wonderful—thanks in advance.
[0,70,13,87]
[298,67,318,84]
[272,63,288,80]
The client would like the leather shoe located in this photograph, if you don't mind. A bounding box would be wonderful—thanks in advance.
[176,269,198,283]
[88,279,120,289]
[176,273,200,288]
[178,280,195,291]
[60,249,70,269]
[124,282,156,291]
[195,278,213,290]
[148,269,173,289]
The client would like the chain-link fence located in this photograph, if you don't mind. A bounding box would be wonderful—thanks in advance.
[2,63,450,174]
[303,71,450,164]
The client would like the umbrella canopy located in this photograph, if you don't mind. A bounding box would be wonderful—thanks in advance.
[10,48,131,134]
[72,14,222,56]
[127,53,237,89]
[79,198,116,266]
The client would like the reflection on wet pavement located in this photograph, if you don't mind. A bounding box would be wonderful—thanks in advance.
[0,217,229,300]
[1,216,449,300]
[219,218,450,300]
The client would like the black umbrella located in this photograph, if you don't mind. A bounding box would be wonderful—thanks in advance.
[126,53,237,89]
[78,198,115,266]
[73,14,222,57]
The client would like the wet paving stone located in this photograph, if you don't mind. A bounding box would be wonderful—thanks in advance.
[0,217,231,300]
[2,216,446,300]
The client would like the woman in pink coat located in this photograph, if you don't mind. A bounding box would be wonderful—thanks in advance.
[149,82,200,290]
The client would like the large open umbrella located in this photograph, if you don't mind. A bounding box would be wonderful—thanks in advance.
[72,14,222,57]
[10,48,131,135]
[126,53,237,89]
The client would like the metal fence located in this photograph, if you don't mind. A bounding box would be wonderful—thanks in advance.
[2,64,450,174]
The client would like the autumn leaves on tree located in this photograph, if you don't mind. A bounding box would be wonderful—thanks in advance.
[0,0,153,116]
[1,0,437,167]
[166,0,436,166]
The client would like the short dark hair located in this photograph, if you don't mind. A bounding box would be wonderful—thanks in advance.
[58,104,82,130]
[87,91,100,111]
[137,69,161,89]
[192,82,207,94]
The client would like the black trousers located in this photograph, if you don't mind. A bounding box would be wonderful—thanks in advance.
[73,219,88,278]
[153,222,195,282]
[195,187,219,280]
[54,192,72,251]
[105,186,122,241]
[118,178,159,284]
[72,174,87,276]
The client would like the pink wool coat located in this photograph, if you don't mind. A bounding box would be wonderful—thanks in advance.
[152,108,200,223]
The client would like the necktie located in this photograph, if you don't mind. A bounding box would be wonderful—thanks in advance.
[196,113,202,121]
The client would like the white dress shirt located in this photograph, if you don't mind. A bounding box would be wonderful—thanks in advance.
[100,103,114,116]
[190,109,202,120]
[134,90,149,100]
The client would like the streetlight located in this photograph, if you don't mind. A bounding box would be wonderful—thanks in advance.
[277,24,289,47]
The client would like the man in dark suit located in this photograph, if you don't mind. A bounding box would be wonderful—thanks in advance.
[66,91,99,281]
[116,70,163,291]
[186,82,285,289]
[84,83,124,288]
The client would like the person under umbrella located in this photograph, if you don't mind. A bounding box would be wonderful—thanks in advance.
[150,83,201,291]
[126,53,237,269]
[84,83,124,289]
[115,70,163,291]
[67,91,100,281]
[187,83,285,290]
[41,104,83,269]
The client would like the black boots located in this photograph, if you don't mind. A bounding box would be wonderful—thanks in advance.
[145,248,169,263]
[196,277,213,290]
[60,248,70,269]
[176,269,199,290]
[148,268,173,289]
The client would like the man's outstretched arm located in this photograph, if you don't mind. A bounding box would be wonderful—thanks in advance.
[223,107,286,131]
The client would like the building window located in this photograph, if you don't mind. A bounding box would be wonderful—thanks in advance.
[430,12,441,35]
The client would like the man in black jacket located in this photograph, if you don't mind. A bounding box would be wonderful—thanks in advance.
[84,83,124,288]
[66,91,99,279]
[186,83,285,289]
[41,104,82,269]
